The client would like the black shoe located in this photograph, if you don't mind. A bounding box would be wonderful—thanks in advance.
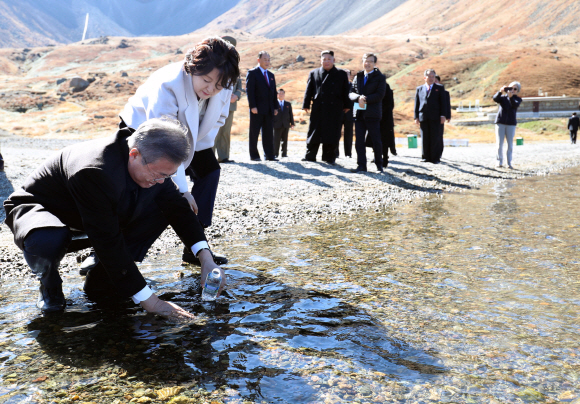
[182,247,228,266]
[37,283,66,313]
[266,157,279,161]
[251,157,261,161]
[322,160,336,165]
[391,149,397,156]
[281,154,287,158]
[350,168,367,173]
[83,265,118,300]
[376,166,384,173]
[383,161,389,168]
[79,250,99,276]
[371,159,375,163]
[301,158,316,162]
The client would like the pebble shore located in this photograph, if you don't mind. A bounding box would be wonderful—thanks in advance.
[0,136,578,278]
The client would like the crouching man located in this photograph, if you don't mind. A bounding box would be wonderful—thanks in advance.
[3,118,225,317]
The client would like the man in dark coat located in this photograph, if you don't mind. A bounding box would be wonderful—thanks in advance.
[568,112,579,144]
[273,88,295,158]
[246,51,280,161]
[379,79,397,166]
[435,75,451,161]
[302,50,351,164]
[414,69,446,164]
[339,70,355,158]
[349,53,387,173]
[3,118,224,316]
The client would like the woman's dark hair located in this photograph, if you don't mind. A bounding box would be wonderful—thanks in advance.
[183,37,240,89]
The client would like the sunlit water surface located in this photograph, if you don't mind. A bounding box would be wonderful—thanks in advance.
[1,166,579,403]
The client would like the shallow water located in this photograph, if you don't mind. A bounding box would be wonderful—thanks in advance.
[1,166,579,403]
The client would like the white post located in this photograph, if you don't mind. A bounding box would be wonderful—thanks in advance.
[82,13,89,42]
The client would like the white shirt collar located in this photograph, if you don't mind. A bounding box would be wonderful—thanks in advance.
[258,65,268,74]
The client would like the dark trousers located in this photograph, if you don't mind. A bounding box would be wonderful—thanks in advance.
[305,133,337,163]
[186,148,221,228]
[420,120,442,163]
[273,127,289,157]
[355,118,382,170]
[249,113,274,159]
[570,130,577,144]
[22,204,168,289]
[341,116,354,157]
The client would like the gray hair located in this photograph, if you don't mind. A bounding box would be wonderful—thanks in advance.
[424,68,436,77]
[127,117,191,165]
[509,81,521,92]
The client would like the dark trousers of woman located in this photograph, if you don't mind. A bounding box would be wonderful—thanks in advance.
[355,118,382,170]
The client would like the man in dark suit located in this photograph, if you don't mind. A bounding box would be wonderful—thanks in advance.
[246,51,280,161]
[380,78,397,166]
[302,50,351,164]
[349,53,387,173]
[273,88,295,158]
[568,112,579,144]
[435,75,451,161]
[3,118,225,316]
[339,69,355,158]
[414,69,446,164]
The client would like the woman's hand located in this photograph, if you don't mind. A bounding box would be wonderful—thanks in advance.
[358,96,366,109]
[183,192,198,214]
[140,294,196,320]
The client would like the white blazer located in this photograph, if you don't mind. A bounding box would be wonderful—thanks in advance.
[120,61,232,192]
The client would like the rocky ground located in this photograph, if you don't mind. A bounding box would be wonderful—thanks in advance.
[1,137,578,279]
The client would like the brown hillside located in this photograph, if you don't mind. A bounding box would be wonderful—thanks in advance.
[0,27,577,143]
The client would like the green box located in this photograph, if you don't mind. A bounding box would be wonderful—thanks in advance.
[516,137,524,146]
[407,134,418,148]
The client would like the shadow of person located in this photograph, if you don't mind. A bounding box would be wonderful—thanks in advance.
[26,269,445,402]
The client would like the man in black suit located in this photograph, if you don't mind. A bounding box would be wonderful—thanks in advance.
[349,53,387,173]
[435,75,451,161]
[339,69,355,158]
[302,50,351,164]
[414,69,446,164]
[246,51,280,161]
[380,78,397,166]
[273,88,295,158]
[3,118,225,316]
[568,112,579,144]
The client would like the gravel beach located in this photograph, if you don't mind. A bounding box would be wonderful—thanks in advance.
[1,136,578,278]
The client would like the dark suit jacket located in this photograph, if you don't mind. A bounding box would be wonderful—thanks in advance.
[568,116,579,131]
[381,81,395,130]
[246,66,279,115]
[302,66,350,143]
[273,100,294,129]
[350,68,387,120]
[414,83,445,122]
[4,128,206,297]
[443,89,451,120]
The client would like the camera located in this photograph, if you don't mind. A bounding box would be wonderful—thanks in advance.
[504,87,513,91]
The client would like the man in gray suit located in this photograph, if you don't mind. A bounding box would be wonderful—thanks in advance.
[273,88,295,158]
[214,36,243,163]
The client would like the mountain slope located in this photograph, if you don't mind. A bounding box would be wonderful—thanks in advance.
[352,0,580,40]
[201,0,406,37]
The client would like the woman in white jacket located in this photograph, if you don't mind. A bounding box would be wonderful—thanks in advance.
[81,37,239,274]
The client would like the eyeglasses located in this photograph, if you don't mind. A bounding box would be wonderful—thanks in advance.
[141,154,178,183]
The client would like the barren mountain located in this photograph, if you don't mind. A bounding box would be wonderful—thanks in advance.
[0,0,238,48]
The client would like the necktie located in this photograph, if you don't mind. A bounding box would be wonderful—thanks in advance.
[364,75,368,86]
[280,101,284,109]
[263,71,269,87]
[427,85,432,96]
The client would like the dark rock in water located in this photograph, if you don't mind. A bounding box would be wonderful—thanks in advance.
[69,77,90,93]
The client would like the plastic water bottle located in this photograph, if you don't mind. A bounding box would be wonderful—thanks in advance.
[202,269,222,302]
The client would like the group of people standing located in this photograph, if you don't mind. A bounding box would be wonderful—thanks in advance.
[246,49,397,172]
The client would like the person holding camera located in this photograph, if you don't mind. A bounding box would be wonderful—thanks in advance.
[493,81,522,168]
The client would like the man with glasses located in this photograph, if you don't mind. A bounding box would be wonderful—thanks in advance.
[3,118,224,317]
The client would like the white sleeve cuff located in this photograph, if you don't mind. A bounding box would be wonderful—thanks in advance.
[191,241,210,257]
[172,164,189,193]
[132,286,153,304]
